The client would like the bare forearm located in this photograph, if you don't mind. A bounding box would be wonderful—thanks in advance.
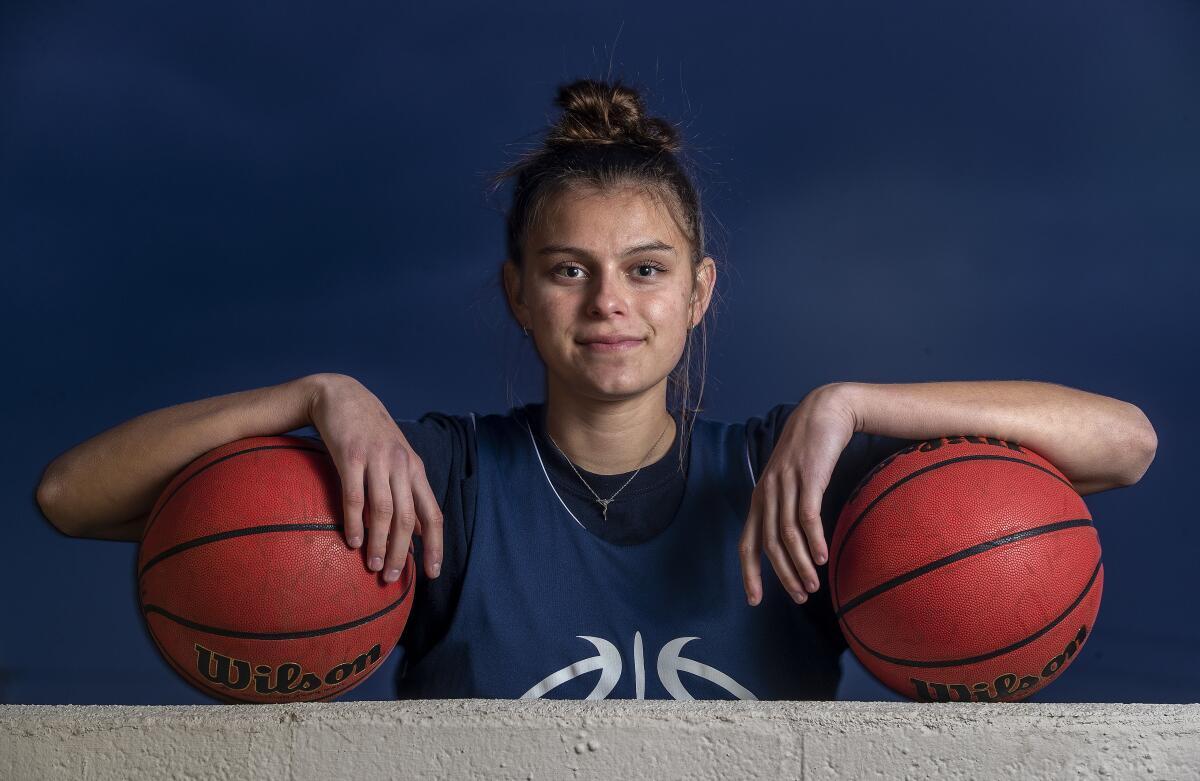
[36,373,325,538]
[838,380,1158,491]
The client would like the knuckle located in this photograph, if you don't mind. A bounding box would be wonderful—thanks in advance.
[388,537,410,559]
[394,509,418,531]
[344,491,365,508]
[780,526,804,546]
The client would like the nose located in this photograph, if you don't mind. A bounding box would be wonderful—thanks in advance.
[585,267,630,318]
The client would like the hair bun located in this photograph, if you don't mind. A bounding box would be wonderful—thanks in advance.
[549,79,680,154]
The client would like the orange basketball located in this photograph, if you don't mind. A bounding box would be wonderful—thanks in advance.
[137,435,415,703]
[829,435,1102,702]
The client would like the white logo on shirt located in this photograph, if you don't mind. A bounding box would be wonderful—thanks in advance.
[520,631,757,700]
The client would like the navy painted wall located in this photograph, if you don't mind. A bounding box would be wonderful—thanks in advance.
[3,0,1196,703]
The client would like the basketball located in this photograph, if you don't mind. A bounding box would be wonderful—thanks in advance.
[137,435,415,703]
[829,435,1103,703]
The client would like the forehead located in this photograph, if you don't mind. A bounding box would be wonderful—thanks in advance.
[531,186,685,249]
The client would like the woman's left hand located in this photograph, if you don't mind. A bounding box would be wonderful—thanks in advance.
[739,383,858,607]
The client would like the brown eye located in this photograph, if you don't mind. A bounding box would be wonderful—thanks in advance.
[553,264,585,278]
[551,262,666,280]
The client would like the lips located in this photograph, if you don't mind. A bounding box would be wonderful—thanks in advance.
[580,338,643,353]
[578,335,644,344]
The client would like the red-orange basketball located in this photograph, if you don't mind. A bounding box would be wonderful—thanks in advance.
[137,435,415,703]
[829,435,1102,702]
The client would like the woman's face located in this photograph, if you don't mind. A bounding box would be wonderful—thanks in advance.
[504,185,715,403]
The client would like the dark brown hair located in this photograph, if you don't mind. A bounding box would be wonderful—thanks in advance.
[489,78,717,475]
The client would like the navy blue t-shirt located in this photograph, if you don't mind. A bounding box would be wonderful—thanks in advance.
[293,402,919,697]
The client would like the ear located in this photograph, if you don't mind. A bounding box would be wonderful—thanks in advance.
[690,257,717,328]
[502,259,529,327]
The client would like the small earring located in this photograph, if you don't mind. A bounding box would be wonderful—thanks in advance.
[522,325,530,337]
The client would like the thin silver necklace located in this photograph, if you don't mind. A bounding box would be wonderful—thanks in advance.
[545,414,673,522]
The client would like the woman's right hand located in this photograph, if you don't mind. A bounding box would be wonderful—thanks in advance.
[305,373,443,583]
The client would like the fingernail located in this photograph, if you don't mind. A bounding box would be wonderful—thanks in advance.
[348,536,362,548]
[808,580,819,592]
[793,591,807,603]
[432,562,441,577]
[368,556,383,571]
[384,569,400,583]
[815,553,826,564]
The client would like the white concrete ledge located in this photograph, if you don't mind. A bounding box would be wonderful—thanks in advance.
[3,701,1198,780]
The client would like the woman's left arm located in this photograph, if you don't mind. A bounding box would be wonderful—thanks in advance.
[839,380,1158,495]
[739,380,1158,607]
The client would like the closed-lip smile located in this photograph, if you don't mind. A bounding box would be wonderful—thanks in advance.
[578,335,644,344]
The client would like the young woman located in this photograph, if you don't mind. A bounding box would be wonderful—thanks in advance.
[36,79,1158,701]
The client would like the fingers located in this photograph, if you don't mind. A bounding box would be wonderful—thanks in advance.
[381,467,417,583]
[340,444,442,585]
[410,467,444,579]
[761,474,809,604]
[801,476,829,567]
[341,452,367,550]
[364,459,395,574]
[738,491,765,606]
[778,470,823,597]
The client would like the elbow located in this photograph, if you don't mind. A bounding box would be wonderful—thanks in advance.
[35,475,80,538]
[1118,404,1158,486]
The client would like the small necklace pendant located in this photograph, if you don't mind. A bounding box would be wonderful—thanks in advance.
[597,498,612,521]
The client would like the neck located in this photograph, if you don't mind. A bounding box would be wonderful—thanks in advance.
[542,381,677,476]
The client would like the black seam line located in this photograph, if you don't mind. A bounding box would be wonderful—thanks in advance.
[834,518,1094,619]
[831,453,1073,607]
[141,571,414,640]
[142,442,328,542]
[842,557,1101,669]
[139,522,340,580]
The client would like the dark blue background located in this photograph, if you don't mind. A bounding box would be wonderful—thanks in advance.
[3,1,1196,704]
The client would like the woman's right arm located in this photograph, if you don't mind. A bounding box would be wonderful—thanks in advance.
[35,373,326,541]
[34,372,444,583]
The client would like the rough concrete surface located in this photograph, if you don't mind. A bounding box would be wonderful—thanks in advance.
[2,701,1198,780]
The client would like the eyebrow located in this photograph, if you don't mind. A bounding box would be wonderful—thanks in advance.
[535,240,676,259]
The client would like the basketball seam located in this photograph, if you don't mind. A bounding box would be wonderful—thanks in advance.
[839,557,1102,669]
[834,517,1094,618]
[831,453,1076,607]
[140,569,414,640]
[141,442,329,542]
[138,522,340,580]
